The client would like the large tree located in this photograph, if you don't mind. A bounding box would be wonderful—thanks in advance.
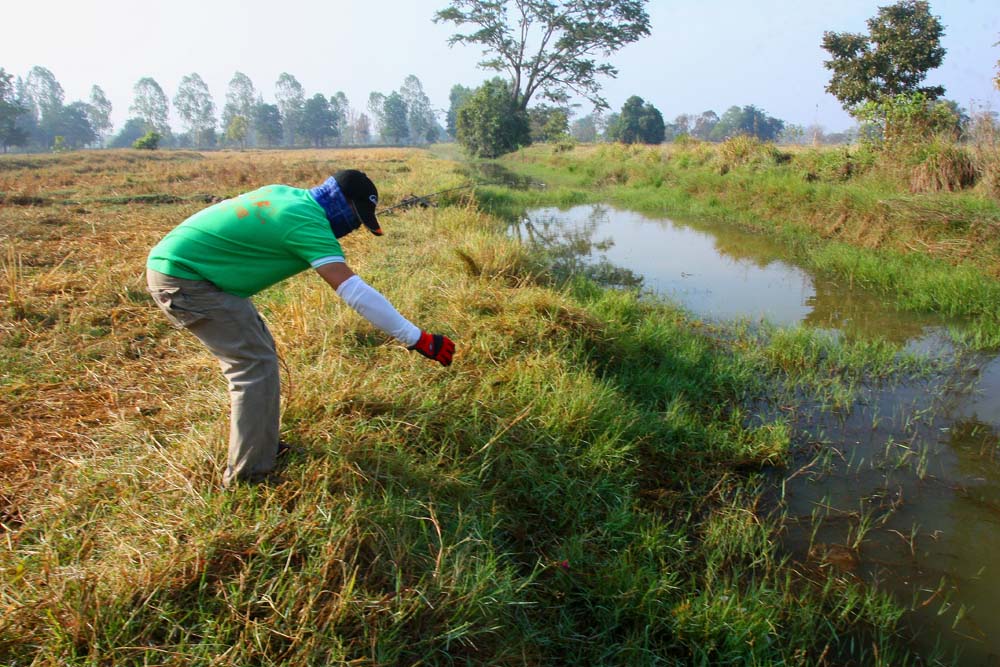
[435,0,650,112]
[822,0,945,112]
[174,73,217,147]
[130,77,170,135]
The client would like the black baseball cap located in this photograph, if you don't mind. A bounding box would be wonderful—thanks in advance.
[334,170,382,236]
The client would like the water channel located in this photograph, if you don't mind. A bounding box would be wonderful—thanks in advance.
[516,203,1000,664]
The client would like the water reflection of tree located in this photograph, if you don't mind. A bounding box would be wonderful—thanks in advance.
[802,277,939,344]
[513,206,643,288]
[463,162,540,190]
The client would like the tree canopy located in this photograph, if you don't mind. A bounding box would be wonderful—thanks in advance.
[822,0,946,112]
[130,77,170,135]
[456,78,530,157]
[435,0,650,112]
[174,73,216,147]
[0,69,29,151]
[609,95,664,144]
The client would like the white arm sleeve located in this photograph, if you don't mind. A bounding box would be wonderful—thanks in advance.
[335,275,422,347]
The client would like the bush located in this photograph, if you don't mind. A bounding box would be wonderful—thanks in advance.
[132,131,161,151]
[909,140,977,193]
[717,136,789,174]
[456,78,530,158]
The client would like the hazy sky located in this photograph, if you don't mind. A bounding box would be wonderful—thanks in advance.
[3,0,998,133]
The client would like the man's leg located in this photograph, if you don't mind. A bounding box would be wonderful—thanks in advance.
[147,270,281,486]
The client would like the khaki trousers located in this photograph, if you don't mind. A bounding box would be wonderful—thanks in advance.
[146,269,280,486]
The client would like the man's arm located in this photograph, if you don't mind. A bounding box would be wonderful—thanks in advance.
[314,262,455,366]
[314,260,356,291]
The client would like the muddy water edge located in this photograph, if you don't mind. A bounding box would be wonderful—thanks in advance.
[509,200,1000,664]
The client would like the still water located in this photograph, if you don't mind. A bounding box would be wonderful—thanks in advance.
[520,204,1000,664]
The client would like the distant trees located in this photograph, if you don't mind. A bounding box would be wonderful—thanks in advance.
[822,0,945,113]
[275,73,305,146]
[381,92,409,144]
[254,103,282,147]
[400,75,439,143]
[529,105,570,142]
[447,84,473,138]
[109,118,150,148]
[87,86,113,145]
[174,74,216,147]
[0,69,28,152]
[570,114,599,142]
[300,93,336,147]
[222,72,257,147]
[609,96,665,144]
[710,105,784,141]
[130,77,170,137]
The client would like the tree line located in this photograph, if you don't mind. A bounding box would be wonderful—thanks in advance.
[0,68,447,152]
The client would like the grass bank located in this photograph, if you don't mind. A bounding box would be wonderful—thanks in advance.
[1,149,931,665]
[486,141,1000,349]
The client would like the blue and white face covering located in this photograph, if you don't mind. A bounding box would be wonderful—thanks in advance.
[310,177,360,238]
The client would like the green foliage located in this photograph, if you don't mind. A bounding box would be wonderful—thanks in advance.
[129,77,170,136]
[299,94,334,147]
[609,95,665,144]
[0,68,29,151]
[225,115,249,148]
[254,103,283,147]
[173,73,216,147]
[446,83,474,137]
[221,72,256,146]
[456,78,530,158]
[109,118,149,149]
[822,0,945,112]
[275,72,305,147]
[381,92,409,144]
[435,0,651,111]
[132,130,161,150]
[710,105,785,142]
[528,105,570,143]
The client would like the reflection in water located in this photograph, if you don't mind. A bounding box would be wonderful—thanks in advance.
[518,205,948,343]
[519,203,1000,663]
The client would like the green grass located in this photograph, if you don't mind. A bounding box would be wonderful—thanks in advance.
[0,148,939,665]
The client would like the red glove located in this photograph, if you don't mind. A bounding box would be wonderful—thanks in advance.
[409,331,455,366]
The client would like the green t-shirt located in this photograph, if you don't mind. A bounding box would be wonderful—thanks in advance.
[147,185,344,297]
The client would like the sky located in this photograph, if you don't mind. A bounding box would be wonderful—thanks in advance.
[3,0,998,134]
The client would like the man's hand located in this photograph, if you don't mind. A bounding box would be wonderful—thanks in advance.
[409,331,455,366]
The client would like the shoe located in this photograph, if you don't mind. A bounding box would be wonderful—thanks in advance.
[277,440,292,459]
